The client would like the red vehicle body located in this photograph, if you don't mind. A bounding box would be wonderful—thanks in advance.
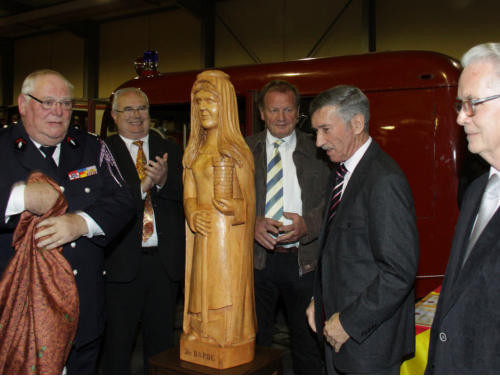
[107,51,465,298]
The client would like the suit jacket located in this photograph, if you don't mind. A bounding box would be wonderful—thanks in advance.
[426,172,500,374]
[104,132,185,283]
[245,129,331,275]
[314,140,419,373]
[0,123,135,348]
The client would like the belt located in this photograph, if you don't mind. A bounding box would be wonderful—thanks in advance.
[274,246,298,254]
[141,246,159,254]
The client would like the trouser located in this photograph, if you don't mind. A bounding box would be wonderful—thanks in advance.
[254,251,323,374]
[102,251,179,374]
[66,336,101,375]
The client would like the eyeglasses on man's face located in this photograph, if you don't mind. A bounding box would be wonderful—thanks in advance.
[114,106,149,117]
[454,94,500,116]
[27,94,73,111]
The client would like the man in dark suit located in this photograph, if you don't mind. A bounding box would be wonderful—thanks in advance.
[102,87,184,374]
[0,69,135,373]
[306,85,419,374]
[426,43,500,374]
[246,80,329,374]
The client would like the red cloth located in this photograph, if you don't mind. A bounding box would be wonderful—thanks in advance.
[0,172,79,374]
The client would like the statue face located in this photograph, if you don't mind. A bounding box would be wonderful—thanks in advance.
[194,90,219,130]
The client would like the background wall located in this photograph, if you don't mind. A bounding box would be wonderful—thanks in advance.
[6,0,500,104]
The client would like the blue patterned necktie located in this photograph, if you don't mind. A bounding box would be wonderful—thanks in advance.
[265,139,285,222]
[328,163,348,223]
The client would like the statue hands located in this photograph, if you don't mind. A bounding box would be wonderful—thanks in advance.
[193,210,211,236]
[213,197,236,216]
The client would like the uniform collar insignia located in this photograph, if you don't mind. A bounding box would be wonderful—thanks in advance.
[66,136,79,148]
[14,137,27,151]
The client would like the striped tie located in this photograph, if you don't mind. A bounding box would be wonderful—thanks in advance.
[328,163,348,223]
[265,140,285,222]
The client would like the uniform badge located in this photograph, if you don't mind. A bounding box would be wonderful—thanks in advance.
[66,136,79,148]
[14,137,27,151]
[68,165,98,181]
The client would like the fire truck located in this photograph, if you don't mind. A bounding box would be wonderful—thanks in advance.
[102,50,475,298]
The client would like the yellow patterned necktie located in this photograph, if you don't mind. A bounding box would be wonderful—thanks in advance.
[133,140,154,242]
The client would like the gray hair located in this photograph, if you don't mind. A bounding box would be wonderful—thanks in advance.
[309,85,370,132]
[112,87,149,110]
[21,69,74,98]
[461,42,500,68]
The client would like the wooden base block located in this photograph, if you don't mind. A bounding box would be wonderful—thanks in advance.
[180,336,255,369]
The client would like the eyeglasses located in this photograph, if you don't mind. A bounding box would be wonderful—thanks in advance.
[454,94,500,116]
[114,106,149,117]
[27,94,73,111]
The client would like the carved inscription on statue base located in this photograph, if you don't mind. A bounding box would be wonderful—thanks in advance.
[180,337,255,369]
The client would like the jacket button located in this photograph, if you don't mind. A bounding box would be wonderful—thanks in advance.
[73,269,78,276]
[439,332,447,342]
[84,187,91,193]
[70,242,76,248]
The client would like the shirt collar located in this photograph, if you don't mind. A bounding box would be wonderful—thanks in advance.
[343,137,372,174]
[265,129,296,149]
[119,134,149,150]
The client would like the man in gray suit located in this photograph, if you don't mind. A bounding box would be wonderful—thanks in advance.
[306,85,419,374]
[426,43,500,374]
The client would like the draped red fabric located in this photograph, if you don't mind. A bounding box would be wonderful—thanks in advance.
[0,172,79,374]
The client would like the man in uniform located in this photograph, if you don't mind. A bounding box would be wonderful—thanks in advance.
[0,69,135,373]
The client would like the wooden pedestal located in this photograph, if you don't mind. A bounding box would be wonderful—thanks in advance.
[149,346,283,375]
[180,337,254,369]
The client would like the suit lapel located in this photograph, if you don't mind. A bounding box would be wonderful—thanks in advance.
[438,174,491,316]
[148,131,161,160]
[11,124,51,174]
[330,141,378,227]
[59,130,86,179]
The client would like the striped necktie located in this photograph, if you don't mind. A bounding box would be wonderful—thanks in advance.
[133,140,154,242]
[265,139,285,222]
[328,163,348,223]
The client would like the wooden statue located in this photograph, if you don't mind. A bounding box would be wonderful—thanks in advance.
[180,70,256,369]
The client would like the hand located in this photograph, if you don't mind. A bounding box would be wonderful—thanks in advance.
[25,181,59,215]
[213,198,235,216]
[254,216,281,250]
[34,213,88,250]
[277,212,307,243]
[142,153,168,191]
[323,312,350,353]
[193,211,211,236]
[306,299,317,333]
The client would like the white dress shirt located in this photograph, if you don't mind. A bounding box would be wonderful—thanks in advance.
[341,137,372,197]
[266,130,302,247]
[119,134,159,247]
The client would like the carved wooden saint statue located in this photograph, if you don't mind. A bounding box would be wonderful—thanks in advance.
[180,70,256,369]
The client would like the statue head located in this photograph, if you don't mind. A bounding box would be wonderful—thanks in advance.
[184,70,253,170]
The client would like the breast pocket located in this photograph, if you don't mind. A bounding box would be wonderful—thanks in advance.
[63,174,103,211]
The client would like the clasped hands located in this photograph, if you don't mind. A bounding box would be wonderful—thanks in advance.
[254,212,306,250]
[306,302,350,353]
[25,181,88,250]
[141,153,168,192]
